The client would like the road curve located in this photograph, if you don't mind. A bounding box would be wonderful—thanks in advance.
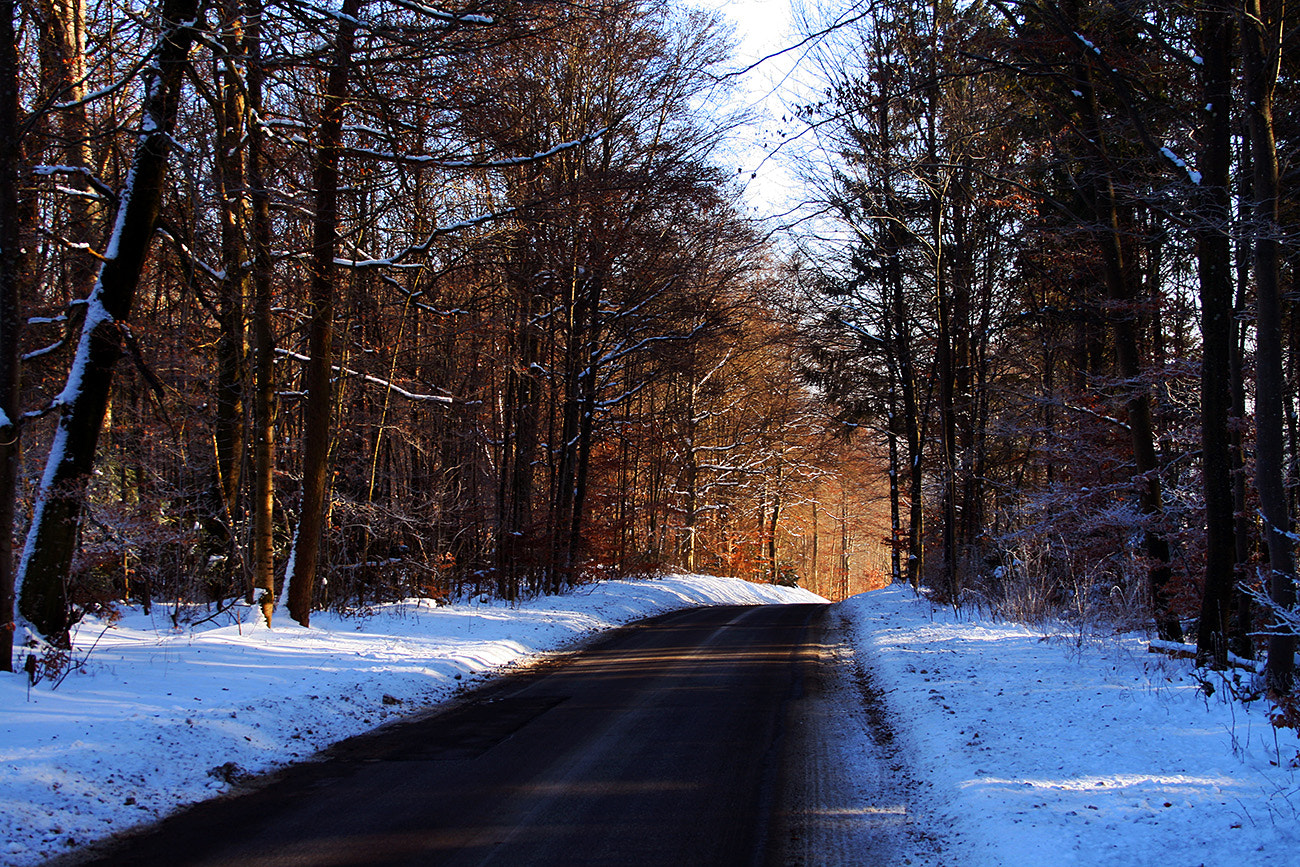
[71,603,835,867]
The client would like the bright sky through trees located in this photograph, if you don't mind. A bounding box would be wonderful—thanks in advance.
[692,0,803,216]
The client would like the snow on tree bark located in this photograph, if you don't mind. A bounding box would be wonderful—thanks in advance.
[16,0,201,643]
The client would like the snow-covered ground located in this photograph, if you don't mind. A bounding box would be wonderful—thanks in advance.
[844,585,1300,866]
[1,575,819,865]
[2,575,1297,866]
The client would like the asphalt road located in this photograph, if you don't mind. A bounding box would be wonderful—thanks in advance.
[69,602,900,867]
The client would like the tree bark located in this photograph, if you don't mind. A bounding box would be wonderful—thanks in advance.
[35,0,98,300]
[284,0,361,626]
[0,0,26,670]
[16,0,201,643]
[246,0,277,626]
[212,0,249,588]
[1193,2,1237,668]
[1240,0,1295,694]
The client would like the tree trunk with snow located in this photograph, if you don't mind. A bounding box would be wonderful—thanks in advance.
[16,0,201,643]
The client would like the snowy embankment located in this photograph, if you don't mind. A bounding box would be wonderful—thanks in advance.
[845,585,1300,866]
[0,574,820,865]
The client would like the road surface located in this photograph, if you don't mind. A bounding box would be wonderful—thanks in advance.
[68,603,914,866]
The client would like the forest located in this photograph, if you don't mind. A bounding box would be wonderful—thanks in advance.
[0,0,1297,708]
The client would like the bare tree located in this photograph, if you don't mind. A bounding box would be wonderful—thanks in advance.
[17,0,203,643]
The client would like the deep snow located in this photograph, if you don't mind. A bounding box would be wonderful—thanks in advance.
[1,576,1297,866]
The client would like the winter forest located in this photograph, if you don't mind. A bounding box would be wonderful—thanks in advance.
[0,0,1298,717]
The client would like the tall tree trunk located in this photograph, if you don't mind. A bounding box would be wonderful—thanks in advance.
[810,497,820,591]
[35,0,98,300]
[246,0,277,625]
[1194,2,1237,667]
[213,0,249,590]
[497,249,540,600]
[0,0,26,671]
[550,264,594,591]
[684,375,699,573]
[16,0,202,643]
[1230,150,1254,659]
[766,460,783,581]
[899,298,925,590]
[284,0,361,626]
[882,100,924,590]
[568,273,603,574]
[887,400,902,585]
[1240,0,1295,694]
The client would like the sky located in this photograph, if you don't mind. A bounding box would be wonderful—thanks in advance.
[691,0,811,219]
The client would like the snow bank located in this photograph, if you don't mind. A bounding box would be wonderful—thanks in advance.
[843,585,1300,867]
[0,574,820,864]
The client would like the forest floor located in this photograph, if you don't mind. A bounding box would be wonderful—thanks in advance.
[0,576,1296,866]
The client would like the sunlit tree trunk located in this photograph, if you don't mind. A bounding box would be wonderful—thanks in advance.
[213,0,249,589]
[35,0,98,299]
[246,0,277,625]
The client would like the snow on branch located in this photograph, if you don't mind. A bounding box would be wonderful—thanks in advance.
[598,321,709,368]
[345,128,608,170]
[276,349,453,403]
[22,340,70,364]
[154,226,227,282]
[51,53,152,111]
[1240,579,1300,638]
[33,165,118,203]
[385,0,494,24]
[1160,146,1202,185]
[1256,509,1300,544]
[333,207,516,268]
[283,0,493,30]
[1001,388,1131,431]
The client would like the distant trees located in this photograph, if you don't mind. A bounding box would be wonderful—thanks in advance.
[793,0,1298,689]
